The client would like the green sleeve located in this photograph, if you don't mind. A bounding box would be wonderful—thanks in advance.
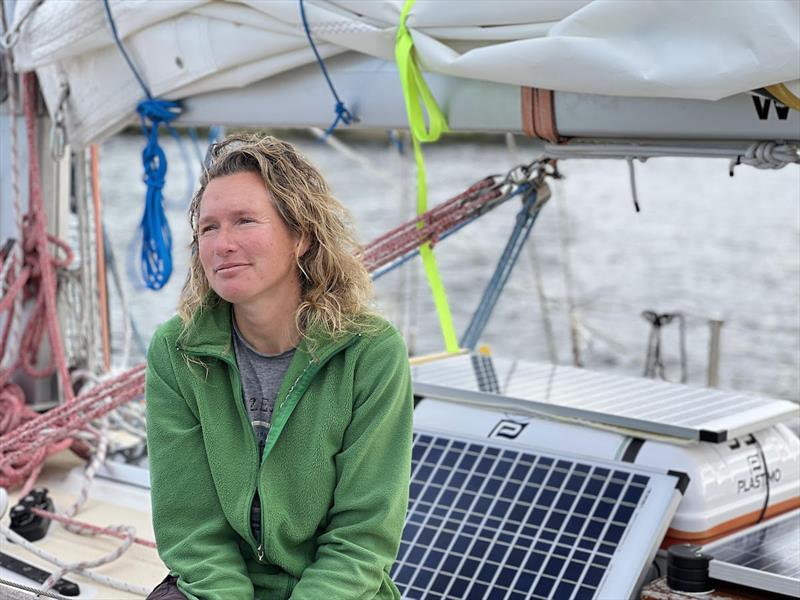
[146,330,254,600]
[290,329,413,599]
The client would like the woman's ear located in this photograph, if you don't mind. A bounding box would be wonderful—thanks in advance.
[296,235,310,259]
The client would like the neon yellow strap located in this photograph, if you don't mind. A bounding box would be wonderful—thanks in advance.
[396,0,459,353]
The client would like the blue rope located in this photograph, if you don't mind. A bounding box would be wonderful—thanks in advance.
[103,0,182,290]
[138,99,180,289]
[461,188,543,350]
[299,0,354,136]
[101,0,152,99]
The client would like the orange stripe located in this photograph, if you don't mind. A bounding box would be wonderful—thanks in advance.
[660,496,800,548]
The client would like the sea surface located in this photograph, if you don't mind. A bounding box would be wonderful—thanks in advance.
[99,131,800,403]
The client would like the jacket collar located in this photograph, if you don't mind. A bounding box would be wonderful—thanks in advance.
[178,294,359,366]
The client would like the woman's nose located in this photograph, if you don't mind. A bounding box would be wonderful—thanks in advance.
[214,227,237,254]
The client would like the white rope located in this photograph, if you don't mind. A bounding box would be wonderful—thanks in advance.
[0,577,69,600]
[56,268,86,367]
[736,140,799,171]
[0,414,150,596]
[72,150,100,376]
[0,522,149,596]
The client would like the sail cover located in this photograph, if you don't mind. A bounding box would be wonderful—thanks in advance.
[8,0,800,146]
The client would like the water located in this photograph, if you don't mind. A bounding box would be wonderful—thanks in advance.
[99,131,800,402]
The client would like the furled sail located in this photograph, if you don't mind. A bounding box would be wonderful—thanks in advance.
[8,0,800,146]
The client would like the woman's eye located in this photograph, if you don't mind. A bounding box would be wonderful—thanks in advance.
[238,217,254,224]
[199,224,216,234]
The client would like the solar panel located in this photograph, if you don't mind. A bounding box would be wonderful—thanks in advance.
[392,429,687,599]
[411,354,799,442]
[705,509,800,597]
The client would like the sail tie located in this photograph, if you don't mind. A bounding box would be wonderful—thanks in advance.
[299,0,355,137]
[395,0,459,352]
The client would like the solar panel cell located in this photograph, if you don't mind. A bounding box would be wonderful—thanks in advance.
[605,524,625,544]
[705,510,800,596]
[532,575,556,597]
[513,571,535,592]
[593,500,613,520]
[393,431,683,599]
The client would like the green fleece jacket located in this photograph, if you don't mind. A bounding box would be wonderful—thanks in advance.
[145,300,412,600]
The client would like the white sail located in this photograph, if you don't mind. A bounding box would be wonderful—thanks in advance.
[8,0,799,146]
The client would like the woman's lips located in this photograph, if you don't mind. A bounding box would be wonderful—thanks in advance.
[215,263,249,274]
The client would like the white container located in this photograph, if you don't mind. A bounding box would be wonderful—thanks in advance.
[414,398,800,541]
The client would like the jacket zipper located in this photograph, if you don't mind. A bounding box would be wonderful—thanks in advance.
[179,334,357,564]
[179,346,266,562]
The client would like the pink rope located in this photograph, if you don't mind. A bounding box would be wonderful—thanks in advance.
[360,177,501,272]
[19,73,75,386]
[0,364,145,489]
[0,74,145,491]
[0,74,74,404]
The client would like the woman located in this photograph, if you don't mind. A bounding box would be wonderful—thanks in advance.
[145,133,413,600]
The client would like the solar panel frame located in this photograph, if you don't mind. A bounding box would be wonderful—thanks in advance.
[705,509,800,597]
[393,427,686,599]
[411,355,799,442]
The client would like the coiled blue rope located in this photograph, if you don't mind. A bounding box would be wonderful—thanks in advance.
[138,99,180,288]
[103,0,182,289]
[299,0,355,136]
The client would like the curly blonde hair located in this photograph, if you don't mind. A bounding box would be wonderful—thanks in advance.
[178,133,374,342]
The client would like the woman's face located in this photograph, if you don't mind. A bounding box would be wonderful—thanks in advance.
[197,171,304,310]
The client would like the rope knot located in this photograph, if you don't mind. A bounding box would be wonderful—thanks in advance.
[335,100,353,126]
[136,98,181,126]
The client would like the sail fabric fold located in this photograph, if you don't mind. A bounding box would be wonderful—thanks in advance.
[8,0,799,146]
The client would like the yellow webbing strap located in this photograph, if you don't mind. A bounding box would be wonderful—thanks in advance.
[765,83,800,112]
[396,0,459,353]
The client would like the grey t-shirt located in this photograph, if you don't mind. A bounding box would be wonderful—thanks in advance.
[231,317,295,540]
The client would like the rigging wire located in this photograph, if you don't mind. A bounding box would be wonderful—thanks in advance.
[461,183,548,350]
[507,133,559,364]
[555,178,584,367]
